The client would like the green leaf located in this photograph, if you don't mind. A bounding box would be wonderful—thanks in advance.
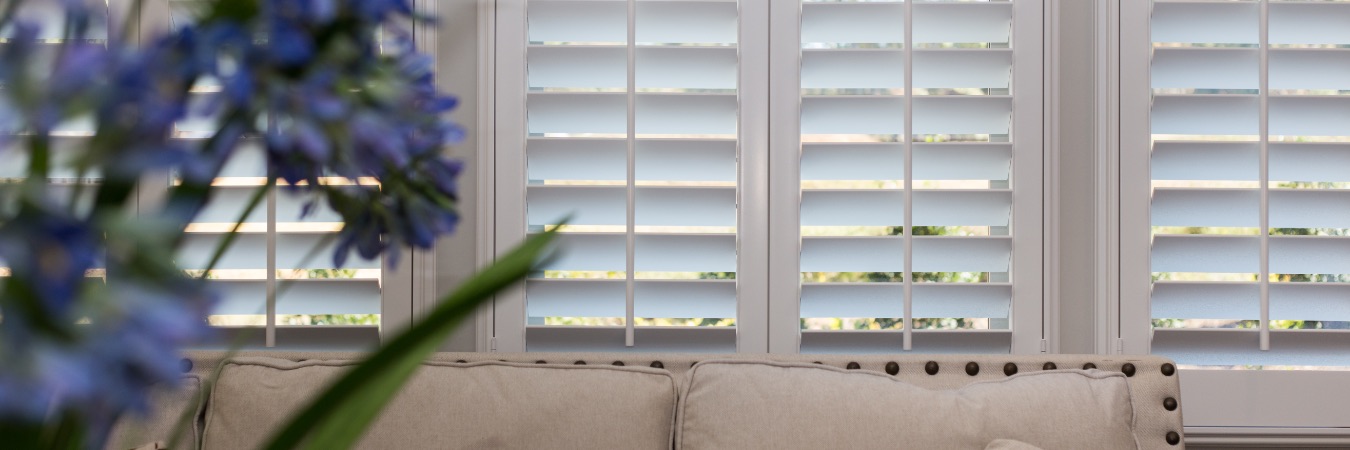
[262,228,559,450]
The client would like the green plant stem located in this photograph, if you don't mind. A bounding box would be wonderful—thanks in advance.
[262,229,558,450]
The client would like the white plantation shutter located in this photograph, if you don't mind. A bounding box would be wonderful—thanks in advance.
[494,0,766,352]
[779,0,1042,354]
[144,1,403,349]
[1124,0,1350,369]
[496,0,1039,353]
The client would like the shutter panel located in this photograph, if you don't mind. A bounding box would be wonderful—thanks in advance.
[0,0,111,273]
[796,0,1035,354]
[516,0,746,352]
[1146,0,1350,368]
[157,2,381,348]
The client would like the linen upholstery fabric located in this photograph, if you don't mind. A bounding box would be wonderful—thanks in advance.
[676,361,1138,450]
[182,351,1185,449]
[986,439,1046,450]
[105,375,203,450]
[200,357,678,450]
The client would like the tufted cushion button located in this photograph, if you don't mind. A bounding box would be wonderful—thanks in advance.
[1164,397,1178,411]
[650,361,665,369]
[1166,431,1181,445]
[1161,363,1176,376]
[885,361,900,375]
[965,362,980,376]
[535,360,547,364]
[1003,363,1017,376]
[1082,362,1097,370]
[574,360,587,365]
[180,358,193,373]
[455,360,467,363]
[1042,362,1057,370]
[846,362,861,370]
[1121,363,1136,377]
[612,361,625,366]
[925,361,939,375]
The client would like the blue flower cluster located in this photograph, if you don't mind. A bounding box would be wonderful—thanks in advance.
[0,0,463,445]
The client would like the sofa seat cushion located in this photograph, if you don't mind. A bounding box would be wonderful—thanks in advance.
[202,357,678,450]
[106,375,202,450]
[677,361,1138,450]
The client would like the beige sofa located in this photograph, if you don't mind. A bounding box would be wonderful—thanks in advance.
[109,352,1185,450]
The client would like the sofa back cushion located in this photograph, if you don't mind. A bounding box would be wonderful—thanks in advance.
[202,357,678,450]
[105,376,203,450]
[677,361,1138,450]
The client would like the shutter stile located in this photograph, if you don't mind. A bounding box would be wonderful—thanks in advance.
[1149,0,1350,368]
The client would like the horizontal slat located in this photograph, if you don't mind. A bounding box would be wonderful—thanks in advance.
[636,47,737,89]
[1270,97,1350,137]
[801,3,904,44]
[1151,189,1257,227]
[800,236,1011,273]
[215,140,268,178]
[196,187,269,223]
[800,190,903,226]
[1153,328,1350,367]
[913,50,1012,90]
[1271,50,1350,91]
[800,283,1010,319]
[798,189,1012,227]
[799,329,1011,354]
[528,93,627,135]
[915,144,1011,181]
[1270,190,1350,229]
[914,190,1011,226]
[1151,282,1260,320]
[636,95,737,135]
[1271,143,1350,183]
[211,279,381,315]
[637,140,737,182]
[1154,281,1350,321]
[801,51,904,89]
[912,3,1011,45]
[526,326,737,352]
[1151,2,1257,45]
[527,186,735,226]
[527,139,626,181]
[1270,283,1350,322]
[1151,95,1259,136]
[176,93,222,136]
[1151,235,1258,273]
[1151,48,1257,90]
[801,97,904,135]
[1270,236,1350,275]
[528,46,625,89]
[0,183,96,216]
[801,144,903,181]
[635,1,737,44]
[801,236,903,272]
[202,326,379,351]
[1270,3,1350,46]
[1151,142,1258,181]
[912,97,1011,136]
[177,233,379,270]
[532,279,738,319]
[1152,235,1350,274]
[540,233,735,272]
[528,1,626,44]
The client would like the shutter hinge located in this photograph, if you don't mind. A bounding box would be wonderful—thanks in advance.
[1039,339,1048,353]
[489,337,498,352]
[1116,338,1125,355]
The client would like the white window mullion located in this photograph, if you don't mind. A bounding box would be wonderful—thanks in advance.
[766,0,804,353]
[902,0,914,352]
[624,0,636,348]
